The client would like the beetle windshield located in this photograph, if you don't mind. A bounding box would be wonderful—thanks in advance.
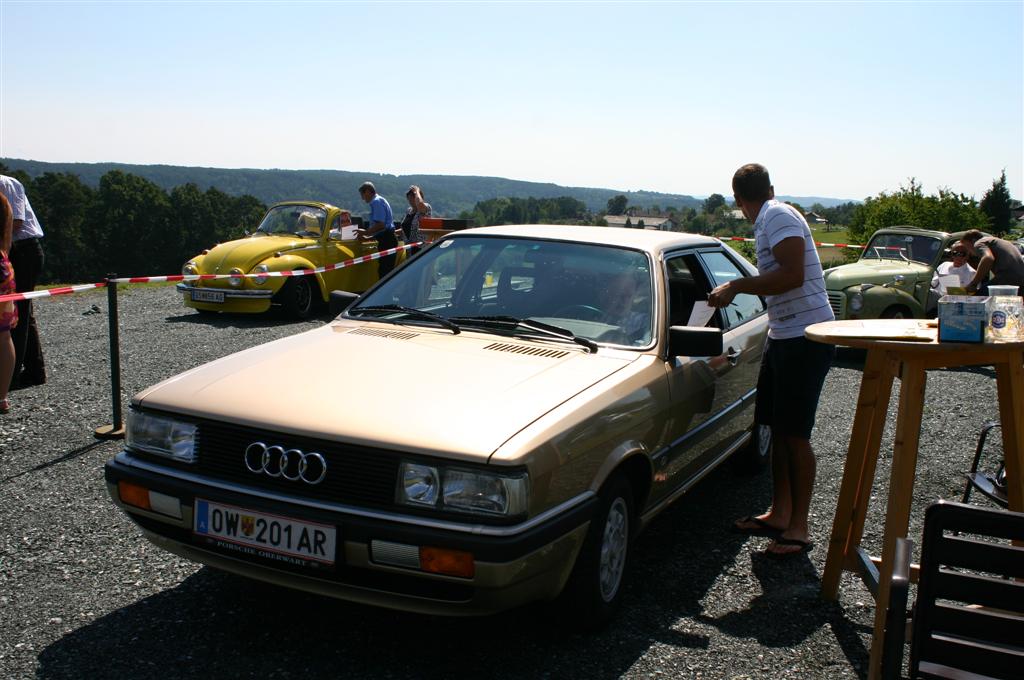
[256,205,327,237]
[351,235,655,347]
[860,233,941,265]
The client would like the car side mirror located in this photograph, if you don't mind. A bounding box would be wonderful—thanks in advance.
[667,326,723,357]
[330,290,360,316]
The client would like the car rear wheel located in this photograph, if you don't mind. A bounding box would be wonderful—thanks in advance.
[881,306,910,319]
[558,473,634,629]
[736,423,772,474]
[279,277,317,319]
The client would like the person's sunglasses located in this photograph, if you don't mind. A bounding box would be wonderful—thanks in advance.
[951,250,967,257]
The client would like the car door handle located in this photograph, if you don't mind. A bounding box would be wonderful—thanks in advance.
[726,347,741,366]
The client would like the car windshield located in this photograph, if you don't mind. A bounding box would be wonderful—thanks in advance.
[860,233,941,265]
[255,205,327,237]
[350,235,655,347]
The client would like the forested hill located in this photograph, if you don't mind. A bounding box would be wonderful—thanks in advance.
[1,158,715,216]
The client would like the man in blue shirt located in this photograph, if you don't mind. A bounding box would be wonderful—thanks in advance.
[356,181,398,279]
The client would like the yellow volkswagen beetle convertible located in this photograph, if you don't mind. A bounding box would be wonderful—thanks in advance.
[177,201,406,319]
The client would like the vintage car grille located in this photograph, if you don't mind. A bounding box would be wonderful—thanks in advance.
[827,291,845,318]
[194,420,400,508]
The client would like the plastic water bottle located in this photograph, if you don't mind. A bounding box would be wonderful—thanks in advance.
[987,285,1022,341]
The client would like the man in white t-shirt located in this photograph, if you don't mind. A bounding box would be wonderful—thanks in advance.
[708,163,834,559]
[930,246,975,294]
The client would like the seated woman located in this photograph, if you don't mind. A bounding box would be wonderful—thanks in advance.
[600,270,652,345]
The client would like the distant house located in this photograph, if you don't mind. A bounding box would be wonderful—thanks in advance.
[1011,200,1024,222]
[727,209,745,220]
[805,211,830,226]
[604,214,677,231]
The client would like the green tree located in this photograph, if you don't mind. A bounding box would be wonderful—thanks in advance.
[979,170,1013,236]
[606,194,628,216]
[30,172,95,283]
[847,178,988,245]
[90,171,173,277]
[703,193,726,214]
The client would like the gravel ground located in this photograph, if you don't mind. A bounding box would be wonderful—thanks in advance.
[0,286,1005,679]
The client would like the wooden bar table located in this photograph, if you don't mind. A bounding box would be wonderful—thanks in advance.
[804,319,1024,680]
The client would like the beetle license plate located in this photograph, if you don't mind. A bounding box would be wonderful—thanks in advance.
[193,499,336,566]
[191,289,225,303]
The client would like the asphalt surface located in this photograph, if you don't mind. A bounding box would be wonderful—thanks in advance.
[0,286,1004,679]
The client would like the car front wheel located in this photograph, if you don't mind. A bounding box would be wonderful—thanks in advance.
[279,277,317,319]
[559,474,634,628]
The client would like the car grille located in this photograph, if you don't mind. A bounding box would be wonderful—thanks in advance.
[194,420,400,508]
[827,291,845,318]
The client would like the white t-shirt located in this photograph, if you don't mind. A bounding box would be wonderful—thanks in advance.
[0,175,44,241]
[753,200,834,339]
[931,261,975,294]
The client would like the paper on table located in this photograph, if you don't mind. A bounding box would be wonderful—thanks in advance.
[939,274,960,292]
[687,301,716,327]
[823,320,936,341]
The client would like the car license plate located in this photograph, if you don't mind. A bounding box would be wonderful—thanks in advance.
[191,289,225,303]
[193,499,336,565]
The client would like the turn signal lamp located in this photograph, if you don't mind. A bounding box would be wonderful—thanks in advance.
[118,480,151,511]
[420,547,475,578]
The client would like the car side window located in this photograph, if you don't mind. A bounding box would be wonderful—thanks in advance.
[698,250,765,328]
[665,254,720,328]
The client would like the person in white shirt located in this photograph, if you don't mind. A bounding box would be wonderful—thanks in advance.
[930,246,975,295]
[708,163,835,559]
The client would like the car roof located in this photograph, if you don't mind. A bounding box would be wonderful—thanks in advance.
[872,225,970,239]
[449,224,722,253]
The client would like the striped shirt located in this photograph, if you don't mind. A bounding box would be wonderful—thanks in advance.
[753,200,834,339]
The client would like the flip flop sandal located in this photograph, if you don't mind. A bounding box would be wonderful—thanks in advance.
[731,515,783,538]
[0,399,9,414]
[764,537,814,559]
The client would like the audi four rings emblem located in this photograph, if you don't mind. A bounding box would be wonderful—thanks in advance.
[244,442,327,485]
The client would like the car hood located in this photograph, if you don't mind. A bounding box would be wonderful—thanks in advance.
[825,259,931,289]
[197,235,314,273]
[133,321,634,462]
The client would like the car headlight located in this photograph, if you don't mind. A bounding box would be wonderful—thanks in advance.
[182,261,198,276]
[396,462,529,517]
[252,264,270,285]
[126,410,197,463]
[849,291,864,312]
[228,267,244,287]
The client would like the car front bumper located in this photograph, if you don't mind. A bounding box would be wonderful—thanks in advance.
[105,453,593,616]
[177,283,276,313]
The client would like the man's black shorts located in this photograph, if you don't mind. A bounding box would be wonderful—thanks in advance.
[754,335,834,440]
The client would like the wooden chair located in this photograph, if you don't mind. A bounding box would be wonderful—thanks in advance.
[881,500,1024,679]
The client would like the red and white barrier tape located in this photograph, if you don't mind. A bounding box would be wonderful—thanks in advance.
[0,242,421,303]
[0,282,107,303]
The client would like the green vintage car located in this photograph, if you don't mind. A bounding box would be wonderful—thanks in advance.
[823,226,971,320]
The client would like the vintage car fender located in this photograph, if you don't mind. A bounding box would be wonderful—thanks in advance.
[264,253,326,300]
[856,281,927,318]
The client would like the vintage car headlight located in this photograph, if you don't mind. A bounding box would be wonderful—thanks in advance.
[228,267,244,287]
[397,462,529,516]
[182,261,198,276]
[126,410,197,463]
[849,290,864,312]
[252,264,270,285]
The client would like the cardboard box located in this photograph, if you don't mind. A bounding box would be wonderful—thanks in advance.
[938,295,991,343]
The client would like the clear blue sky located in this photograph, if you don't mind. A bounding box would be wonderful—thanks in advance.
[2,1,1021,202]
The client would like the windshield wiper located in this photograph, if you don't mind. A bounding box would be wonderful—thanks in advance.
[350,305,461,334]
[449,315,597,353]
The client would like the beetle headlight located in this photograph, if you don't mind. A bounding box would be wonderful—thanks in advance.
[126,410,197,463]
[396,462,529,517]
[228,267,244,287]
[849,291,864,312]
[182,261,198,276]
[252,264,270,285]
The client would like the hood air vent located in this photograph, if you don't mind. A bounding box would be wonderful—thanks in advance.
[348,328,420,340]
[483,342,570,359]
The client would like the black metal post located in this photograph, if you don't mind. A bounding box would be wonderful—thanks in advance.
[95,273,125,439]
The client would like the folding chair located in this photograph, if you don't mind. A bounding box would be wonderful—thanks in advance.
[882,500,1024,679]
[962,421,1008,509]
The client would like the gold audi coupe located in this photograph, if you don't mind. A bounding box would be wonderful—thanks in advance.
[107,224,770,625]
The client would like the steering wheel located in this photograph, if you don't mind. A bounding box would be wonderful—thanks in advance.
[553,304,604,321]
